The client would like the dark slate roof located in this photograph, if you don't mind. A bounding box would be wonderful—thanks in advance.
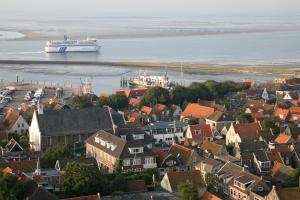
[207,111,234,122]
[116,127,155,143]
[37,107,113,136]
[239,141,268,154]
[110,109,126,128]
[26,186,58,200]
[254,150,269,162]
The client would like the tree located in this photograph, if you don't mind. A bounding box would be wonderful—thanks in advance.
[171,85,190,106]
[261,118,279,135]
[140,87,171,106]
[236,113,254,123]
[110,175,127,192]
[40,144,72,168]
[0,171,24,200]
[19,132,29,150]
[282,168,300,188]
[178,182,198,200]
[205,173,216,191]
[61,162,108,196]
[96,96,111,107]
[109,94,129,110]
[72,96,93,109]
[115,160,123,174]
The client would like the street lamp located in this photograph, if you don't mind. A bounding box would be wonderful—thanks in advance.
[73,141,80,157]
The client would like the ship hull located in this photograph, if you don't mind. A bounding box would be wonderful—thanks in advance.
[44,45,100,53]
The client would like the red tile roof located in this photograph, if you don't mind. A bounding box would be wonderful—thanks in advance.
[274,108,290,121]
[189,124,213,139]
[4,111,19,130]
[153,103,166,116]
[129,98,140,106]
[200,192,222,200]
[290,106,300,114]
[181,103,215,119]
[233,123,262,141]
[251,112,267,121]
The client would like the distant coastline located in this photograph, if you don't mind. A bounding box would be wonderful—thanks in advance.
[0,59,299,78]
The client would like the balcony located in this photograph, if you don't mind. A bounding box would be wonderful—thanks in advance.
[143,163,157,169]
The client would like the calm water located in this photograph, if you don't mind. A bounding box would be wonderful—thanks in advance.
[0,31,300,65]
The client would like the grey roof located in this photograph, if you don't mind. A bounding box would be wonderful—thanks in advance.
[239,141,268,153]
[235,174,256,184]
[111,110,126,128]
[207,111,234,122]
[116,127,155,143]
[27,186,58,200]
[37,107,113,136]
[254,150,269,162]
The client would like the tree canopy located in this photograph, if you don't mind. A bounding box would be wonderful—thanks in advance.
[0,171,24,200]
[72,96,93,109]
[41,144,73,168]
[61,162,108,196]
[178,182,198,200]
[140,87,171,106]
[96,94,129,110]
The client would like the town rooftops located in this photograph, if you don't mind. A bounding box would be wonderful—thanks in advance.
[140,106,152,115]
[36,107,114,136]
[275,187,300,200]
[239,141,268,153]
[232,122,262,141]
[200,191,222,200]
[271,162,294,181]
[275,134,292,144]
[143,121,187,131]
[181,103,215,119]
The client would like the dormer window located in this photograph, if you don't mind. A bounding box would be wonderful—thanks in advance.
[121,135,127,140]
[129,147,144,154]
[132,134,144,140]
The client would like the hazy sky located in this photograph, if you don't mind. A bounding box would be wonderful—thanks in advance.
[1,0,300,16]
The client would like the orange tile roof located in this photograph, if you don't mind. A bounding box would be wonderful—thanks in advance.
[0,160,37,173]
[275,134,291,144]
[169,144,193,165]
[99,93,110,98]
[153,148,169,165]
[4,111,19,130]
[181,103,215,119]
[200,141,223,155]
[129,98,140,106]
[140,106,152,115]
[189,124,213,139]
[153,103,166,115]
[200,192,222,200]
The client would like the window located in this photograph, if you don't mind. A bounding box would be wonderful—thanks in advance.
[145,157,154,165]
[22,123,24,127]
[121,135,126,140]
[18,124,20,128]
[123,159,130,166]
[133,158,141,165]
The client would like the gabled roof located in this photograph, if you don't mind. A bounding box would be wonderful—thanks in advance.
[239,141,268,154]
[188,124,213,139]
[168,144,193,165]
[4,110,19,130]
[153,103,166,116]
[140,106,152,115]
[207,111,234,122]
[233,123,262,141]
[200,141,223,155]
[165,170,205,192]
[26,186,58,200]
[36,107,113,136]
[5,138,24,152]
[181,103,215,119]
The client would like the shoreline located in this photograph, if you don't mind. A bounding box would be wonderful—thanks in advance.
[0,59,299,77]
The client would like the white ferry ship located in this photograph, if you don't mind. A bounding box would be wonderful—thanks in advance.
[44,35,100,53]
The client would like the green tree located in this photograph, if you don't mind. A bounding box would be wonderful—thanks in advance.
[189,82,212,102]
[110,175,127,192]
[261,118,279,135]
[40,144,72,168]
[0,171,24,200]
[178,182,198,200]
[205,173,216,191]
[61,162,107,196]
[109,94,129,110]
[236,113,254,123]
[19,132,29,150]
[140,87,171,106]
[96,96,111,107]
[282,168,300,188]
[171,85,190,106]
[72,96,93,109]
[115,160,123,174]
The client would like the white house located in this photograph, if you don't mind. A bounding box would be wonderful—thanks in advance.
[5,110,29,134]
